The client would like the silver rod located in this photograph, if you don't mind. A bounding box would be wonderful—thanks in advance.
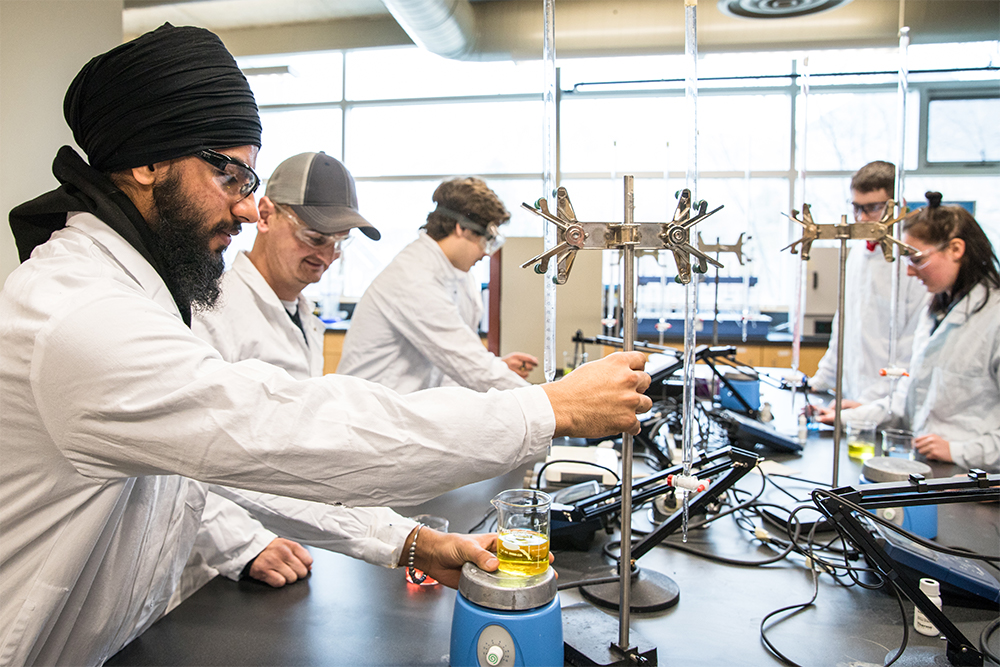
[618,175,636,650]
[832,215,849,487]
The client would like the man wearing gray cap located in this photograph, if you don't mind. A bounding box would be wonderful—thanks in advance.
[183,153,416,601]
[1,24,651,666]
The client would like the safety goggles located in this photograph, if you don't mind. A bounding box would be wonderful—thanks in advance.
[438,206,506,255]
[851,200,889,219]
[903,243,945,270]
[280,207,351,252]
[470,222,506,255]
[197,149,260,203]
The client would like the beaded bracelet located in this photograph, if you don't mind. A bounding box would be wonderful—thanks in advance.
[406,523,427,584]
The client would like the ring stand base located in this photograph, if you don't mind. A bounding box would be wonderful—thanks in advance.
[563,604,658,666]
[883,647,954,667]
[579,568,680,613]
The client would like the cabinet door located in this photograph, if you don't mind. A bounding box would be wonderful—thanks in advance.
[323,331,346,375]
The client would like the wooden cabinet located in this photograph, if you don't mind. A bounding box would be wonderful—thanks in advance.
[323,330,346,375]
[602,340,826,376]
[326,328,827,377]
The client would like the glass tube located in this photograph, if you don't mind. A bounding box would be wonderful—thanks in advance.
[681,0,699,543]
[888,24,910,372]
[542,0,558,382]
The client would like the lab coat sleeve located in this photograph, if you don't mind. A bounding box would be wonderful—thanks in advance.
[840,374,909,427]
[209,486,417,568]
[32,284,556,507]
[378,275,527,392]
[190,491,277,581]
[810,311,839,392]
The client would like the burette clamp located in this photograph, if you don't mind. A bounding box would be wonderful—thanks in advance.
[666,474,706,493]
[520,186,725,285]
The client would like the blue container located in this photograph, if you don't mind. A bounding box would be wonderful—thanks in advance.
[450,593,563,667]
[719,375,760,413]
[860,457,938,540]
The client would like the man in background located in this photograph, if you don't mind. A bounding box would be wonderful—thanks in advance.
[809,160,930,405]
[338,177,538,393]
[179,152,397,605]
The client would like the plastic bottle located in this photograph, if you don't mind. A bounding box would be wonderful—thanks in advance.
[913,578,942,636]
[798,414,808,446]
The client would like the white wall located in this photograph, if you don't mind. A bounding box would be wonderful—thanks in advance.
[0,0,123,284]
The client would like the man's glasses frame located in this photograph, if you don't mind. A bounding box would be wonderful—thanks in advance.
[197,149,260,202]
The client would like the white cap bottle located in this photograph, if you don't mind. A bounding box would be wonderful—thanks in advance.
[913,577,942,636]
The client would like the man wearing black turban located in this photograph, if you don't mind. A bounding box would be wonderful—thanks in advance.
[11,22,262,325]
[0,22,652,667]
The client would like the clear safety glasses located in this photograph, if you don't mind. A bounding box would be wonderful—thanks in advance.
[280,208,351,252]
[851,200,888,219]
[197,149,261,203]
[903,244,945,270]
[475,223,506,256]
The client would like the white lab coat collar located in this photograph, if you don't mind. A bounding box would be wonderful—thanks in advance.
[416,230,470,280]
[65,211,182,321]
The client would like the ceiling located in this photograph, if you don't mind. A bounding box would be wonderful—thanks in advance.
[122,0,1000,60]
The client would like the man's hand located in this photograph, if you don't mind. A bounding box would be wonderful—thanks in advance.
[399,529,554,589]
[247,538,313,587]
[502,352,539,379]
[913,433,953,463]
[542,351,652,438]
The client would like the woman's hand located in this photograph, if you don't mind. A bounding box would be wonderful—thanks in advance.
[913,433,953,463]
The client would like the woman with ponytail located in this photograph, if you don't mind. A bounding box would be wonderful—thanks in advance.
[833,191,1000,471]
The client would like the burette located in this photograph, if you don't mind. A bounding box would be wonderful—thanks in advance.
[680,0,699,544]
[883,7,912,409]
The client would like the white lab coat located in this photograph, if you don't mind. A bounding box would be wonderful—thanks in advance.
[811,244,930,402]
[193,251,324,378]
[337,231,528,394]
[0,213,555,666]
[844,282,1000,472]
[178,252,417,607]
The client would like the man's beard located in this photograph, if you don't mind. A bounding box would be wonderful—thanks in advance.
[148,172,237,313]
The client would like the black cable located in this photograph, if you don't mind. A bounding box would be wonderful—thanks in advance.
[556,574,621,591]
[882,577,912,667]
[467,508,496,534]
[533,459,620,489]
[980,617,1000,665]
[759,566,819,667]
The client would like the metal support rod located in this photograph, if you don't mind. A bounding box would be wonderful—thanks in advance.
[832,215,849,487]
[617,175,637,652]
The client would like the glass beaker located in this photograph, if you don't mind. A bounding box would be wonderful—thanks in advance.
[882,428,915,460]
[491,489,551,577]
[846,420,877,461]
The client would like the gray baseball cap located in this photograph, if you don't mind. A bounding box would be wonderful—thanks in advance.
[265,152,380,240]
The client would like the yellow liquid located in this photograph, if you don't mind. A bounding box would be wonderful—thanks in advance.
[848,440,875,461]
[497,529,549,576]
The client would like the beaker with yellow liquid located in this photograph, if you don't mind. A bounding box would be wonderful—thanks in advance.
[492,489,551,576]
[846,420,877,461]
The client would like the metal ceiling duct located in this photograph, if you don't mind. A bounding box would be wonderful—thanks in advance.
[378,0,999,62]
[380,0,478,60]
[718,0,856,19]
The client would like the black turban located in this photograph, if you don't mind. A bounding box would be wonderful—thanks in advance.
[64,23,261,172]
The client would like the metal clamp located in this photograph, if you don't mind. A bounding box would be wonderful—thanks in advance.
[520,185,725,285]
